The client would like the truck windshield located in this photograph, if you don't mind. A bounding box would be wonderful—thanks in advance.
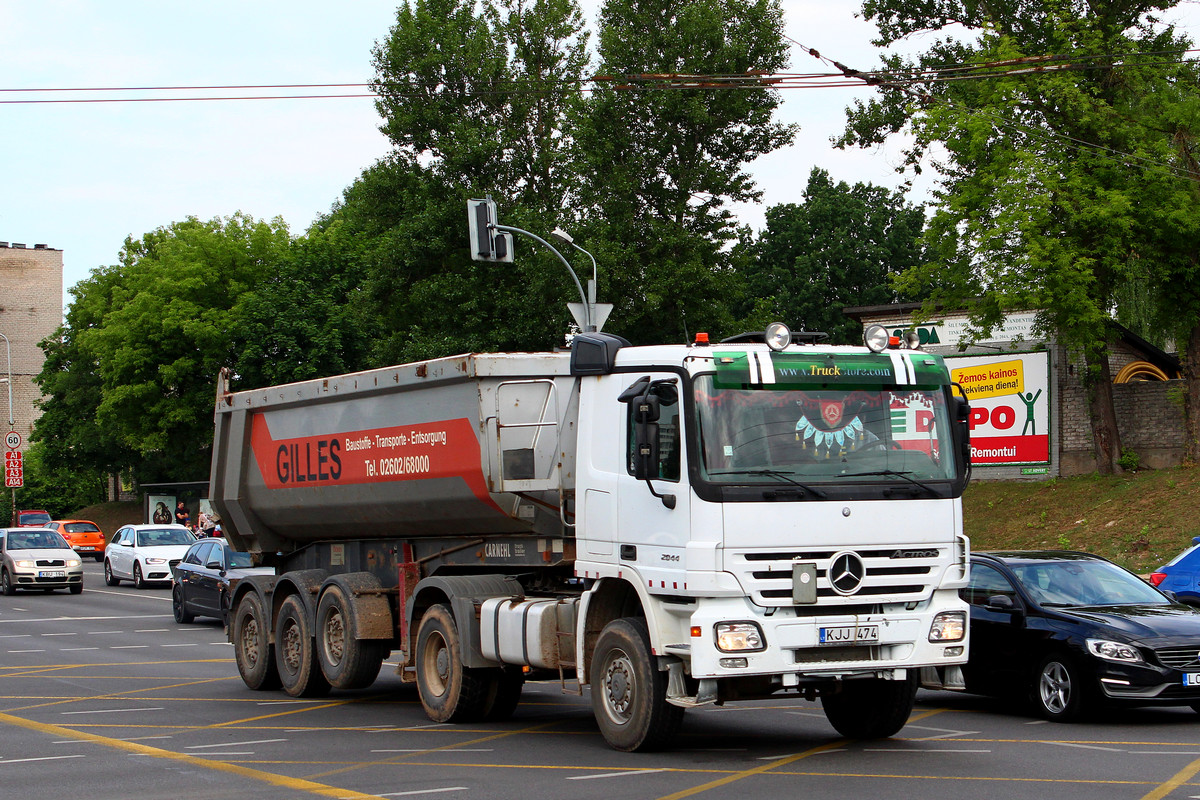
[693,375,958,485]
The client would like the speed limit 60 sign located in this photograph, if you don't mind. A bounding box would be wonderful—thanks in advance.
[4,449,21,488]
[3,431,19,450]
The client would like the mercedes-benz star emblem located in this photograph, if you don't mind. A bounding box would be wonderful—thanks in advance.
[828,551,865,595]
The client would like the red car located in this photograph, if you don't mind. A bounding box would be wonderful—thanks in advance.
[46,519,107,562]
[16,510,51,527]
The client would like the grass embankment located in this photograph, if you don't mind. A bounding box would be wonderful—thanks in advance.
[964,466,1200,574]
[67,467,1200,575]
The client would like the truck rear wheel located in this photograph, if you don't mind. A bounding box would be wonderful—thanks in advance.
[481,667,524,721]
[821,673,917,739]
[590,617,683,752]
[416,603,488,722]
[232,592,280,691]
[275,595,331,698]
[316,585,386,690]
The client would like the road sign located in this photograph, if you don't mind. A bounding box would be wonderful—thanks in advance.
[4,449,21,488]
[3,430,20,450]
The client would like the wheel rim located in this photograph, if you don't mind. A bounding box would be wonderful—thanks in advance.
[134,565,142,586]
[599,647,635,725]
[281,618,303,673]
[239,613,261,669]
[2,572,9,592]
[323,608,345,667]
[421,630,450,697]
[172,588,184,619]
[1040,661,1071,715]
[104,563,111,581]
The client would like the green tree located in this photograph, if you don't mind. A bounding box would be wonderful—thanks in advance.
[361,0,593,360]
[575,0,795,344]
[841,0,1196,473]
[742,167,926,343]
[77,214,290,481]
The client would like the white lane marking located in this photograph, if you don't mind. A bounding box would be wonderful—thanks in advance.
[0,635,32,639]
[60,647,100,652]
[1025,719,1049,725]
[111,645,149,649]
[9,649,46,653]
[87,631,126,635]
[1134,751,1200,755]
[135,629,170,633]
[904,724,982,739]
[0,755,87,764]
[0,615,165,626]
[186,739,288,749]
[377,789,467,798]
[120,736,174,742]
[568,769,669,780]
[1046,742,1124,752]
[60,708,164,715]
[40,632,77,637]
[161,643,198,648]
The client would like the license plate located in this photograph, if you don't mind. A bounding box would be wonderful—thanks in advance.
[819,625,879,645]
[1184,673,1200,687]
[38,570,65,578]
[77,546,95,551]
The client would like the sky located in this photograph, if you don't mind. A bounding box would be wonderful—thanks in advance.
[5,1,1200,311]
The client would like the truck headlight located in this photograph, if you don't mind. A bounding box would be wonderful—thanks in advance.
[928,611,966,642]
[1087,639,1144,664]
[715,621,766,652]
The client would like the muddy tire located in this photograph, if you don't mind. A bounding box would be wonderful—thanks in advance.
[275,595,331,698]
[316,585,386,690]
[233,592,280,691]
[415,603,488,723]
[589,618,683,752]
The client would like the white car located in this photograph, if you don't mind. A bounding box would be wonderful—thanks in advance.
[104,524,196,589]
[0,527,84,594]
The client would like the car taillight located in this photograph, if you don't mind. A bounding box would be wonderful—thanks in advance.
[1149,572,1166,587]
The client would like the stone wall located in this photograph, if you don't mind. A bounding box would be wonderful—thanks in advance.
[0,242,62,445]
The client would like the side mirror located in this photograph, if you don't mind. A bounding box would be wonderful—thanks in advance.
[984,594,1016,612]
[619,376,677,510]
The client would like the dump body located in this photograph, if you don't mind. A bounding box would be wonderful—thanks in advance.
[210,353,578,560]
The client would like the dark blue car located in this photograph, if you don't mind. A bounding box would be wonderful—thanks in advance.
[1151,537,1200,605]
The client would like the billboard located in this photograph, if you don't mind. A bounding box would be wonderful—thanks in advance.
[948,352,1050,465]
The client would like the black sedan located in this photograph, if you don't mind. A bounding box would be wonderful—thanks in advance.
[170,538,273,624]
[961,550,1200,721]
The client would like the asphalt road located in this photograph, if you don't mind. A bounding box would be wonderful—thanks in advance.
[3,561,1200,800]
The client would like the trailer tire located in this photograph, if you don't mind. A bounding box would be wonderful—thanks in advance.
[316,585,386,690]
[481,667,524,721]
[821,673,917,739]
[275,595,331,698]
[590,617,683,752]
[415,603,488,723]
[232,592,280,691]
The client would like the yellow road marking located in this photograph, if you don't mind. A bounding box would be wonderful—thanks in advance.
[0,710,390,799]
[1141,754,1200,800]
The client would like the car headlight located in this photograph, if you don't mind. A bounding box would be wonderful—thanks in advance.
[1087,639,1144,664]
[145,557,167,565]
[714,622,766,652]
[66,559,81,568]
[928,611,966,642]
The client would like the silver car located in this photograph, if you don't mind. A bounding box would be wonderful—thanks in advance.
[0,527,85,595]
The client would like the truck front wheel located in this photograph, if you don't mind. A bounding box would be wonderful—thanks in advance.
[415,603,488,723]
[821,673,917,739]
[232,592,280,691]
[316,585,386,690]
[275,595,331,698]
[589,618,683,752]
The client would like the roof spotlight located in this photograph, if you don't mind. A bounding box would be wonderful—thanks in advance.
[904,330,922,350]
[765,322,792,351]
[864,324,890,353]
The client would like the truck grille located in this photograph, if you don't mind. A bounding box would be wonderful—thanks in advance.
[730,547,944,608]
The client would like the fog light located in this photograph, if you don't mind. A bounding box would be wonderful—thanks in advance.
[944,646,964,657]
[715,621,766,652]
[929,611,966,642]
[765,322,792,351]
[864,324,890,352]
[720,657,749,668]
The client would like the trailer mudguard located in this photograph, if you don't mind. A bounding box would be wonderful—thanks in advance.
[407,574,524,668]
[320,573,394,641]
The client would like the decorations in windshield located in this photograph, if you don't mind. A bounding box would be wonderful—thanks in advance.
[711,351,950,389]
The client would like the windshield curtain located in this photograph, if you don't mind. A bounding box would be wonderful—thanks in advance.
[694,375,957,484]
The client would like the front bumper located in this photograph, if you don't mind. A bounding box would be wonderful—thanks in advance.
[679,590,968,680]
[1094,659,1200,705]
[10,567,84,590]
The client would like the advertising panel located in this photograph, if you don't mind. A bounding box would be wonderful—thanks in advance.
[948,352,1050,465]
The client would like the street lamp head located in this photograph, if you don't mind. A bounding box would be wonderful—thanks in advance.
[550,228,574,246]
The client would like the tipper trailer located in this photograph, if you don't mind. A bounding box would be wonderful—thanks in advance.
[210,324,972,751]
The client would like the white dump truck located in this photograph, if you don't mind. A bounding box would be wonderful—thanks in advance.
[210,323,972,751]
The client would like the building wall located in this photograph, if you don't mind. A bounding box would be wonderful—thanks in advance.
[0,242,62,446]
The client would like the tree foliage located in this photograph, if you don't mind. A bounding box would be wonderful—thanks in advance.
[741,167,926,343]
[840,0,1198,472]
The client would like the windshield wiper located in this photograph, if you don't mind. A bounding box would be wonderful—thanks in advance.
[707,469,828,498]
[844,469,939,497]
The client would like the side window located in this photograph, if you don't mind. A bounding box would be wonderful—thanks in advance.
[626,382,681,482]
[185,542,210,566]
[962,563,1018,606]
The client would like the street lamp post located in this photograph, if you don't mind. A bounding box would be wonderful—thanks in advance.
[0,332,14,525]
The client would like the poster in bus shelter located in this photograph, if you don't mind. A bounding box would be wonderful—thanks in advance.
[947,351,1050,465]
